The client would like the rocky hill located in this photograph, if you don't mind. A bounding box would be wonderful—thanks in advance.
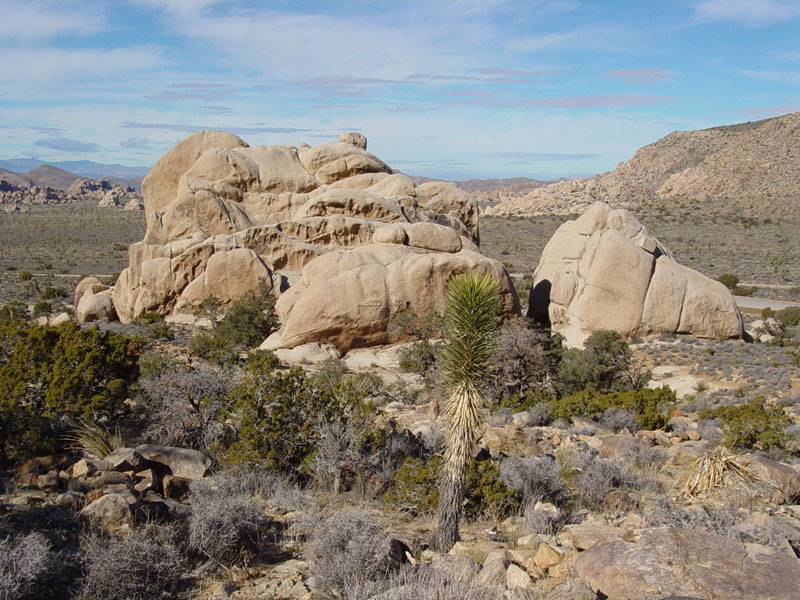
[486,112,800,217]
[0,164,142,209]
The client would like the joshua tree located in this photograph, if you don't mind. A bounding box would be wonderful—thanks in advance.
[433,272,501,551]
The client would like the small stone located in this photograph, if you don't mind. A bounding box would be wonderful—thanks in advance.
[506,563,533,589]
[533,543,562,570]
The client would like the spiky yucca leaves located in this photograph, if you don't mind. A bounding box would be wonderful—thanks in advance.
[678,446,772,503]
[434,273,501,551]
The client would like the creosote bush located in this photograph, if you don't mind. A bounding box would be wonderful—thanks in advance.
[223,351,382,480]
[0,319,139,464]
[384,456,520,520]
[190,282,277,364]
[699,398,792,451]
[551,386,674,430]
[557,329,650,395]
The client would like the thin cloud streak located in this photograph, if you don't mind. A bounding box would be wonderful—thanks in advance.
[34,137,100,153]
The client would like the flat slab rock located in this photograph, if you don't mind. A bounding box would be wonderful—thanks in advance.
[573,526,800,600]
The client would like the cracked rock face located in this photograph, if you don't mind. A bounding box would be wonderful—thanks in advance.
[94,130,481,324]
[573,526,800,600]
[529,201,743,346]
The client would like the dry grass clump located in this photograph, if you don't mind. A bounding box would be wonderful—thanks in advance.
[678,446,772,502]
[63,419,124,460]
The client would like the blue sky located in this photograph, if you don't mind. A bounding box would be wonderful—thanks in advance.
[1,0,799,180]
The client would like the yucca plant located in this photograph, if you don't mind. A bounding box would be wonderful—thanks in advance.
[433,272,501,551]
[678,446,772,503]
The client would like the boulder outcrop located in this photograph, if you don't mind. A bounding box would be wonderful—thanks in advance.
[98,131,483,328]
[529,201,743,346]
[262,227,519,352]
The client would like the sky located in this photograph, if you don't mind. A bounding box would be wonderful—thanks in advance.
[1,0,799,180]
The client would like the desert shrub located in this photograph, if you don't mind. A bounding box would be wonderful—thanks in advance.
[188,332,237,366]
[187,474,265,564]
[0,320,139,463]
[774,306,800,327]
[716,273,739,289]
[699,398,792,451]
[495,387,556,413]
[304,509,395,600]
[397,339,440,377]
[40,286,66,300]
[598,406,640,432]
[17,271,32,282]
[133,312,164,325]
[527,397,554,426]
[383,456,440,515]
[32,300,51,316]
[0,532,52,600]
[500,454,570,506]
[551,386,674,430]
[223,352,381,477]
[214,282,277,348]
[145,321,174,341]
[524,502,569,536]
[486,317,561,401]
[393,310,443,381]
[574,451,649,510]
[81,528,188,600]
[190,283,278,364]
[0,302,27,322]
[138,364,238,455]
[463,460,521,521]
[385,457,520,520]
[557,329,649,395]
[732,284,758,296]
[646,498,785,550]
[343,563,496,600]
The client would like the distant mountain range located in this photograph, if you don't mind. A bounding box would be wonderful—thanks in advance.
[0,158,150,180]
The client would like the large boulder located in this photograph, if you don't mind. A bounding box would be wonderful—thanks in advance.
[141,130,248,228]
[573,526,800,600]
[107,131,483,325]
[529,201,743,346]
[262,230,519,352]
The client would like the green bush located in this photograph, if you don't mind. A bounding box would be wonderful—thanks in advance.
[133,312,165,325]
[700,398,791,451]
[0,320,139,464]
[40,287,67,300]
[190,283,278,364]
[0,302,28,323]
[17,271,32,282]
[731,285,758,296]
[384,456,520,520]
[32,301,51,316]
[398,339,439,376]
[222,351,381,477]
[551,386,674,430]
[557,330,649,395]
[716,273,739,289]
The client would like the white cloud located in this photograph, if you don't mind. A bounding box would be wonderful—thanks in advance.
[738,69,800,83]
[0,47,164,83]
[505,25,641,53]
[0,0,106,42]
[691,0,800,26]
